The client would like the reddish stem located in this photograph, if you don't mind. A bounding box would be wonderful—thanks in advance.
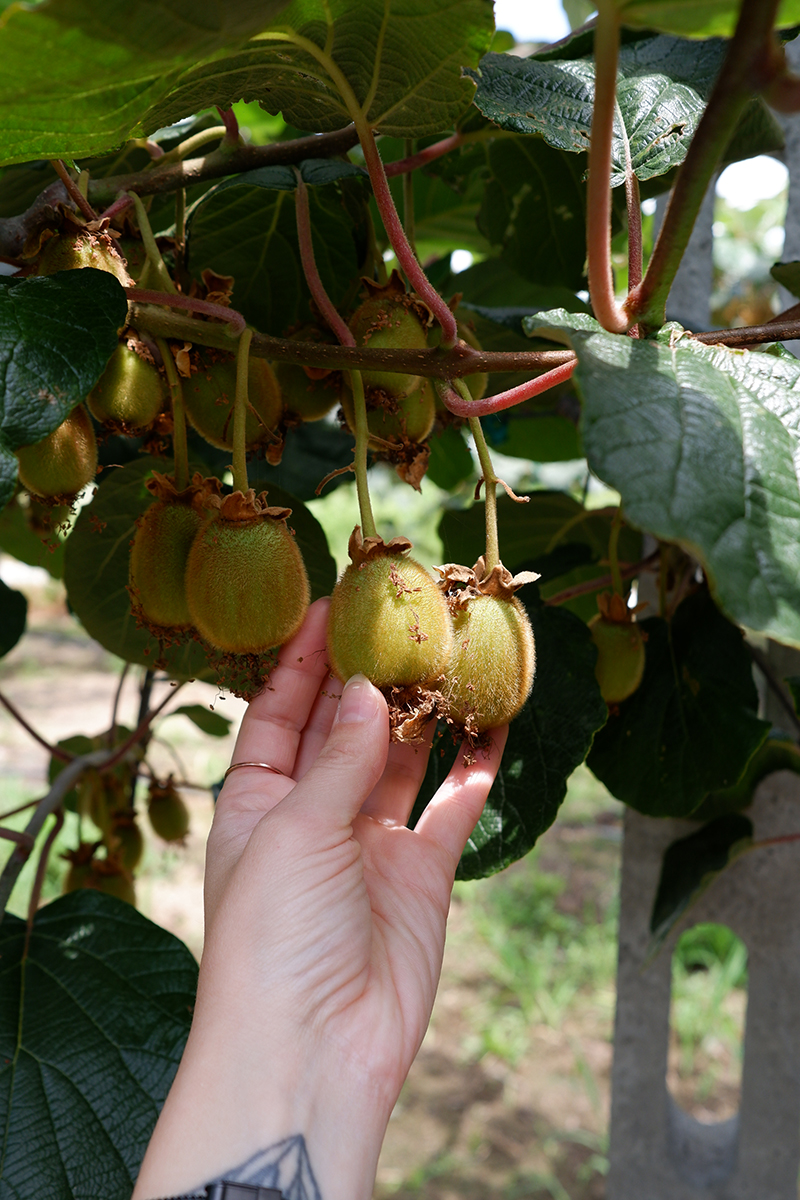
[100,194,133,223]
[101,683,185,772]
[50,159,98,222]
[358,128,458,345]
[586,6,629,334]
[436,359,577,418]
[294,171,355,346]
[0,690,71,761]
[217,106,241,146]
[544,550,660,606]
[125,287,246,333]
[384,132,465,177]
[625,167,643,298]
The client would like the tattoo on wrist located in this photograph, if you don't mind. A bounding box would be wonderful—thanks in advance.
[213,1135,321,1200]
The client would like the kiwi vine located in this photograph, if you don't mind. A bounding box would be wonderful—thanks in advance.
[2,0,800,1190]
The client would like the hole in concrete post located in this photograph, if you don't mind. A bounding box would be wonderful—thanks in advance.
[667,923,748,1122]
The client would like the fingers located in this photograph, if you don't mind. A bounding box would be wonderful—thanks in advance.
[414,726,508,869]
[226,598,332,800]
[282,674,391,831]
[359,724,434,825]
[292,672,341,781]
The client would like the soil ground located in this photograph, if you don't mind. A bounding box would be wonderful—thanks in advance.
[0,564,747,1199]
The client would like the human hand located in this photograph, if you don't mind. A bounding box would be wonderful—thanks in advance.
[134,597,507,1200]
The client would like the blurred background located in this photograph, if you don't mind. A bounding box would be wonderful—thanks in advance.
[0,1,782,1195]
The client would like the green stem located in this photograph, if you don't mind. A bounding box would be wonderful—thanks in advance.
[464,388,500,573]
[127,192,176,295]
[157,338,188,491]
[231,328,253,495]
[586,3,629,334]
[349,369,378,539]
[608,505,624,596]
[402,138,416,263]
[626,0,782,329]
[174,187,186,279]
[157,125,227,165]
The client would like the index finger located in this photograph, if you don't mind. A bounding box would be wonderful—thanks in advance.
[225,597,332,800]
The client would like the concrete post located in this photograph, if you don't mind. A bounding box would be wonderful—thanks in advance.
[606,773,800,1199]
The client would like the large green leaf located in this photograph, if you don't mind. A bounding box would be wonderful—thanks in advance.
[185,162,367,338]
[161,0,494,139]
[472,36,726,186]
[0,576,26,658]
[587,589,770,817]
[692,734,800,821]
[615,0,800,39]
[477,138,593,291]
[412,586,607,879]
[528,311,800,648]
[62,456,336,676]
[0,891,197,1199]
[647,815,753,962]
[0,271,126,510]
[0,0,292,166]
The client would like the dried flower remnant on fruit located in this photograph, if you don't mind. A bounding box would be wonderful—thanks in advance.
[437,558,539,745]
[327,527,453,743]
[589,590,646,705]
[34,213,133,284]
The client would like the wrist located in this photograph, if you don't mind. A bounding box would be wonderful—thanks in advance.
[133,1017,392,1200]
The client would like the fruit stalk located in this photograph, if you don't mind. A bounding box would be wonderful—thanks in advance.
[350,368,378,539]
[463,388,500,573]
[586,1,629,334]
[126,192,177,295]
[293,171,355,347]
[618,103,643,296]
[126,288,246,333]
[157,338,189,491]
[608,505,624,596]
[232,327,254,495]
[50,159,98,221]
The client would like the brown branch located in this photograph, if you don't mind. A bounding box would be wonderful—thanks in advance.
[87,125,361,206]
[25,808,64,952]
[128,302,575,374]
[100,682,186,772]
[0,690,71,761]
[0,749,108,919]
[544,550,660,607]
[693,318,800,347]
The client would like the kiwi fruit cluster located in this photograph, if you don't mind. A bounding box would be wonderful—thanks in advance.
[326,530,540,745]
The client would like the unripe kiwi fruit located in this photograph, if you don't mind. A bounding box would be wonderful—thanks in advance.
[16,404,98,499]
[36,229,131,285]
[87,341,166,432]
[340,378,435,446]
[62,841,99,894]
[327,532,452,687]
[348,273,430,399]
[442,595,535,732]
[273,326,342,421]
[84,859,136,906]
[147,779,190,843]
[129,498,204,633]
[589,614,645,704]
[185,493,310,654]
[184,351,281,450]
[107,815,144,873]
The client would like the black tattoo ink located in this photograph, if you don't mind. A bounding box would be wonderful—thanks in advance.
[213,1135,321,1200]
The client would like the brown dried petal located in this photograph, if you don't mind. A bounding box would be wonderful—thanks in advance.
[203,487,291,524]
[144,470,221,507]
[347,525,413,565]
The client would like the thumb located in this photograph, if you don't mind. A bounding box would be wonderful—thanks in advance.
[288,673,390,827]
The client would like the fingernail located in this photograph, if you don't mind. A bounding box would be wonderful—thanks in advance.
[338,673,378,723]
